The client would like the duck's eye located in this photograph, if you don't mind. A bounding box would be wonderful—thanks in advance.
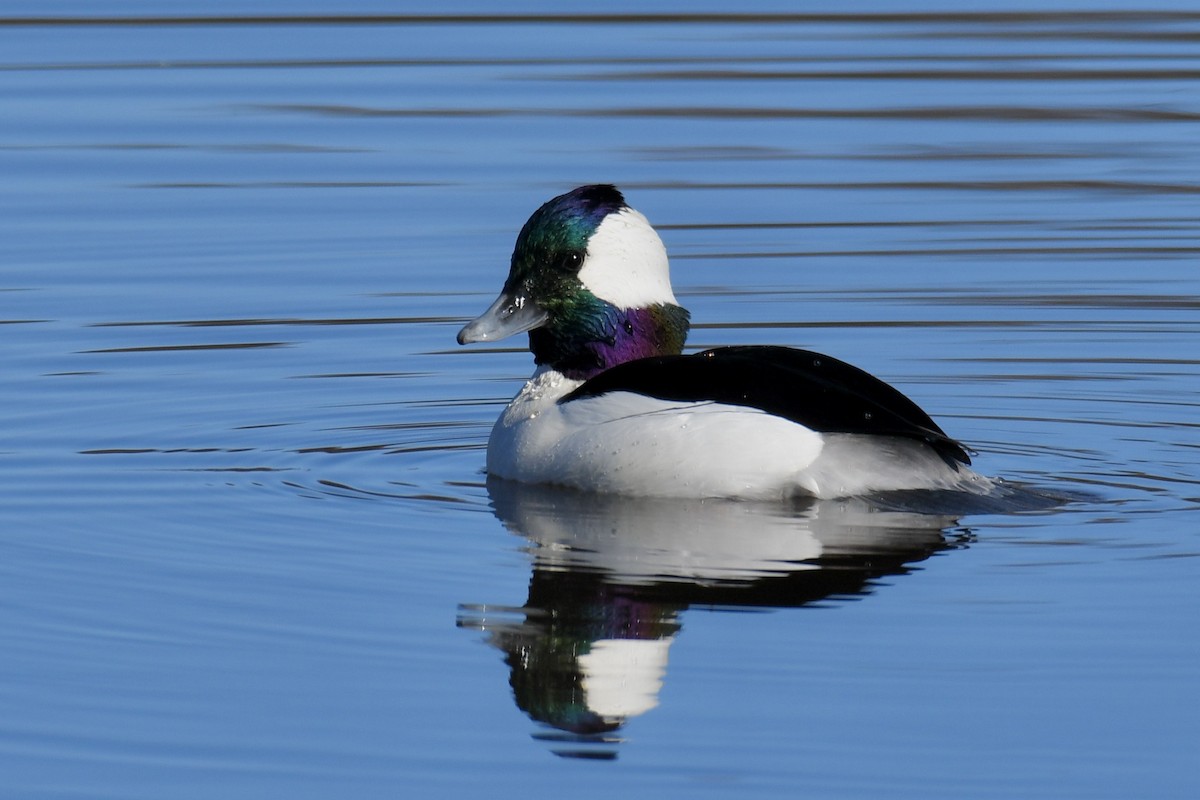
[557,250,584,271]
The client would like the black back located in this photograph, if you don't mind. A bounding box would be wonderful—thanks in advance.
[560,345,971,467]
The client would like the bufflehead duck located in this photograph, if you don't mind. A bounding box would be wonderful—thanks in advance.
[458,184,995,500]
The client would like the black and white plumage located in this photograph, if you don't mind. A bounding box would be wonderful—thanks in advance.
[458,185,994,500]
[563,345,973,469]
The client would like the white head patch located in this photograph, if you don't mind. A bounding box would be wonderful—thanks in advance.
[577,207,678,309]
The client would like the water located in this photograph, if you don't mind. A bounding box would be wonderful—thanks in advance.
[3,4,1198,798]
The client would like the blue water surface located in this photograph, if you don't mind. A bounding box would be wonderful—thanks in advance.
[1,4,1197,798]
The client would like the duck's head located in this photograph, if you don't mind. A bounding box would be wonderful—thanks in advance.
[458,184,690,380]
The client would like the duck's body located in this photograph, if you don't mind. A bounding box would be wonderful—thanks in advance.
[486,363,825,500]
[459,185,994,500]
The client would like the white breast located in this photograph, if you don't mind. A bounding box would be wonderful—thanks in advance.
[484,368,996,500]
[485,368,826,500]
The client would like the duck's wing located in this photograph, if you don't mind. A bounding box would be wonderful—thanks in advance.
[560,345,972,467]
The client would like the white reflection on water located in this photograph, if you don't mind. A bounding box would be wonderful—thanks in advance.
[459,479,1066,759]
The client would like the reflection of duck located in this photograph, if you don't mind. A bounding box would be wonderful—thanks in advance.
[457,479,968,759]
[457,184,997,499]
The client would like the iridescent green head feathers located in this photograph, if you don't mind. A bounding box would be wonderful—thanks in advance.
[458,185,690,379]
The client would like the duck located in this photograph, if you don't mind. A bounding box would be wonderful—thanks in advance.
[457,184,996,500]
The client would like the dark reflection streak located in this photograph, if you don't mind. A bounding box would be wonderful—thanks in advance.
[579,69,1200,82]
[639,150,1143,163]
[953,357,1200,365]
[175,467,292,473]
[299,445,387,455]
[260,104,1200,122]
[290,373,428,380]
[91,317,455,328]
[595,107,1200,121]
[921,295,1200,309]
[82,342,288,354]
[6,54,1195,74]
[925,30,1200,43]
[643,180,1200,194]
[2,12,1198,26]
[852,153,1158,163]
[676,245,1200,259]
[388,443,483,455]
[694,320,1055,330]
[684,285,1193,297]
[939,235,1200,244]
[81,447,254,455]
[659,220,1038,230]
[134,181,442,190]
[335,421,478,432]
[1069,224,1200,231]
[400,397,513,408]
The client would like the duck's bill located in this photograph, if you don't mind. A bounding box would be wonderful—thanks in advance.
[457,290,549,344]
